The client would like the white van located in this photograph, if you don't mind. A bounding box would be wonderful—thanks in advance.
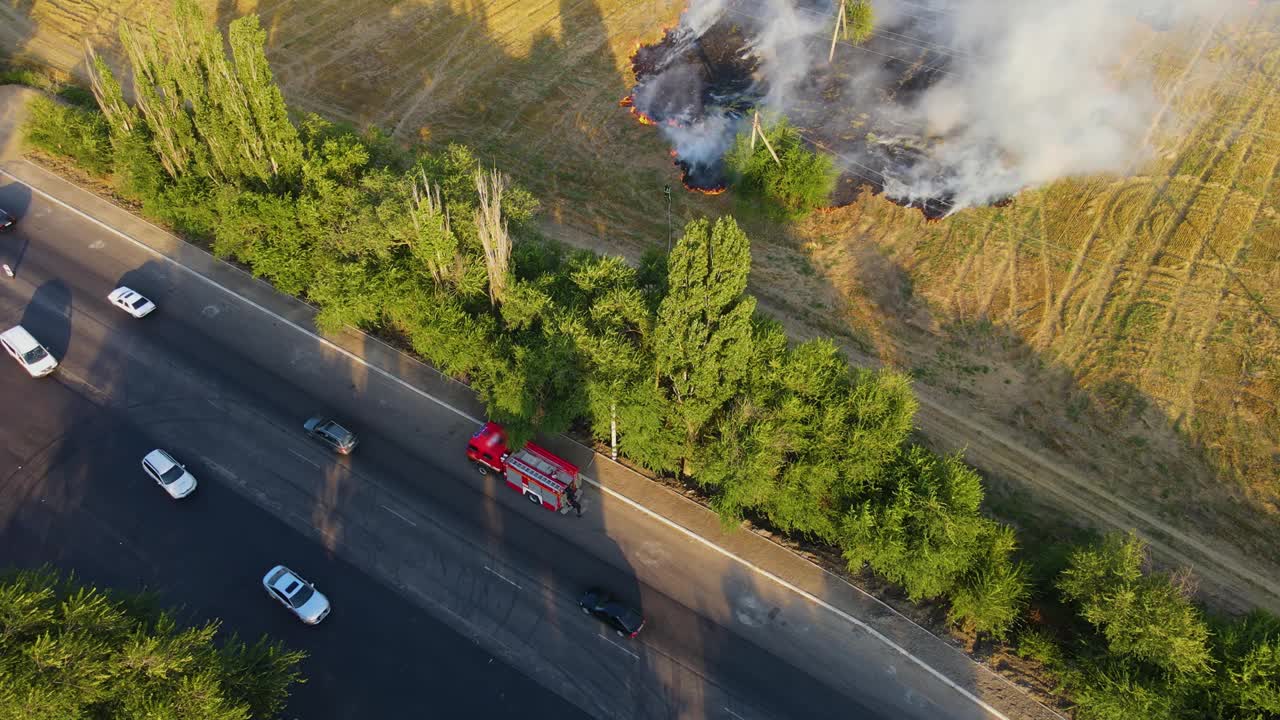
[0,325,58,377]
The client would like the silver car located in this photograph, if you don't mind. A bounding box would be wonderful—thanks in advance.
[141,449,197,499]
[108,287,157,318]
[263,565,331,625]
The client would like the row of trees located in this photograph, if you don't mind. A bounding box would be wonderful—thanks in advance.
[16,1,1279,715]
[0,569,303,718]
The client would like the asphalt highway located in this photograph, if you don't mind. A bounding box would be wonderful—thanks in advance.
[0,180,910,719]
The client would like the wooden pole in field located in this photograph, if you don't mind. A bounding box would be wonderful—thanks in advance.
[829,1,845,63]
[753,112,781,166]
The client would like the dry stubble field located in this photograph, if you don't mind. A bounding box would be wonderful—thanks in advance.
[1,0,1278,611]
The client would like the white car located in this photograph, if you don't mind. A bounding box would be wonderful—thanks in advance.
[0,325,58,377]
[108,287,156,318]
[141,449,197,499]
[263,565,331,625]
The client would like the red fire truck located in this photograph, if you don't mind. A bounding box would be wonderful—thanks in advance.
[465,422,580,514]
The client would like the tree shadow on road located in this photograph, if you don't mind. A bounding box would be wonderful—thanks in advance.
[21,278,71,360]
[0,180,32,276]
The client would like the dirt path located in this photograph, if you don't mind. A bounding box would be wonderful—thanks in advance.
[910,389,1280,613]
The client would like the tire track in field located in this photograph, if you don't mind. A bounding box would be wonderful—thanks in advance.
[1144,108,1280,405]
[1036,194,1055,335]
[1059,21,1273,364]
[1082,38,1280,357]
[975,208,1027,323]
[1033,185,1127,350]
[944,219,997,318]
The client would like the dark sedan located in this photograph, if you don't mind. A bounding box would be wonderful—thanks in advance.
[303,416,359,454]
[578,589,645,638]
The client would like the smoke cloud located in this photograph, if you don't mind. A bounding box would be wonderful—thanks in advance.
[627,0,1241,213]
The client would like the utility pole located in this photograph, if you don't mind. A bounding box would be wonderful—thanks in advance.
[829,0,847,63]
[663,184,672,253]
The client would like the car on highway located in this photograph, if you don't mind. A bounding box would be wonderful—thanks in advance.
[303,416,358,454]
[141,449,198,499]
[578,589,645,638]
[0,208,14,232]
[263,565,331,625]
[108,287,156,318]
[1,325,57,377]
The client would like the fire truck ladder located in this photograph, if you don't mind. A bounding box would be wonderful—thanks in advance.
[506,450,571,493]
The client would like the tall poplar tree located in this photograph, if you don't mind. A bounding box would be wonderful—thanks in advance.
[654,216,756,468]
[110,0,302,187]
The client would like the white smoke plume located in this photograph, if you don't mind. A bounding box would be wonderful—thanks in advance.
[629,0,1247,212]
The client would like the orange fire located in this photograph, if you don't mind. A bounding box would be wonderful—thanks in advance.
[689,185,726,196]
[619,96,657,126]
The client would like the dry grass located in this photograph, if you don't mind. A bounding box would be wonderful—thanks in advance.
[797,9,1280,574]
[2,0,1279,607]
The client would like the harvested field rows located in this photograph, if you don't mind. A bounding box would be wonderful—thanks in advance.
[804,9,1280,600]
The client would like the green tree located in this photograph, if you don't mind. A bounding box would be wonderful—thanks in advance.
[227,12,304,185]
[1069,661,1185,720]
[841,445,990,601]
[118,18,204,179]
[84,44,137,140]
[1058,532,1213,676]
[768,345,914,537]
[946,523,1029,638]
[1205,611,1280,719]
[724,115,837,218]
[111,0,302,187]
[0,568,304,719]
[23,96,112,174]
[556,255,671,463]
[843,0,875,45]
[654,217,756,470]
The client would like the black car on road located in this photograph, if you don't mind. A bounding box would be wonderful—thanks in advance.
[303,416,359,454]
[578,589,645,638]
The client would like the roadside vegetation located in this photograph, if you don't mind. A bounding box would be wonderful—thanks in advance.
[0,568,304,718]
[16,1,1280,715]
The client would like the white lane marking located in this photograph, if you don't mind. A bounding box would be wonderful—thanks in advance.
[288,449,321,470]
[597,633,639,661]
[2,164,482,427]
[483,565,521,590]
[3,164,1034,720]
[723,709,745,720]
[579,468,1017,720]
[380,504,417,527]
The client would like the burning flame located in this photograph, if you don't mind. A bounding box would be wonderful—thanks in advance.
[622,82,725,197]
[619,95,657,126]
[690,185,726,196]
